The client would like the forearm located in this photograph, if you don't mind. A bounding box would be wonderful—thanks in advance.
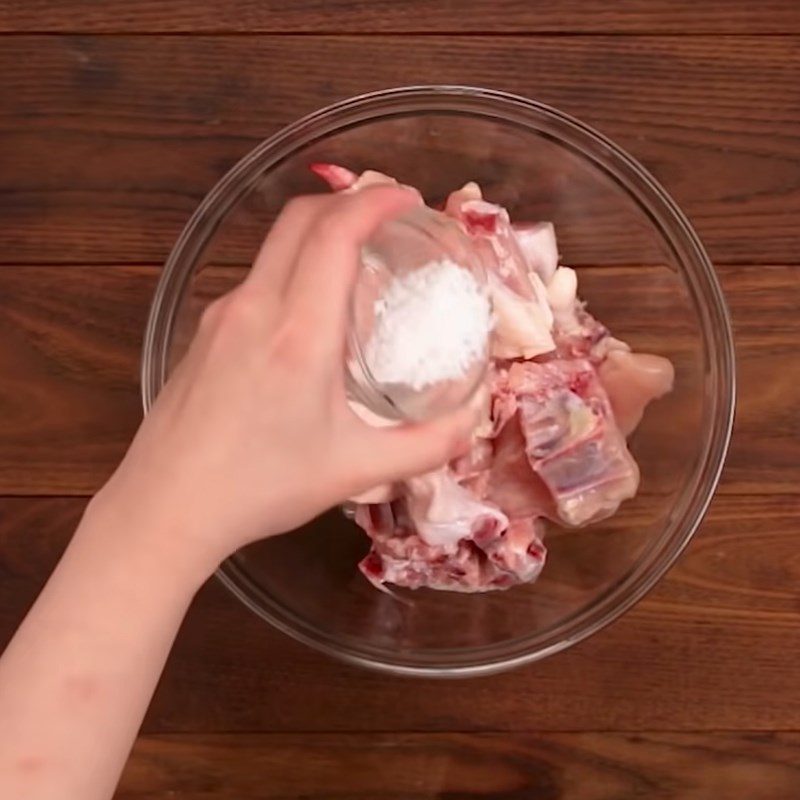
[0,492,208,800]
[0,185,468,800]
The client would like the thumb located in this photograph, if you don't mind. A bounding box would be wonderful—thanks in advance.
[364,402,479,483]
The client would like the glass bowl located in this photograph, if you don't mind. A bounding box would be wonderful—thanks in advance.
[142,86,735,677]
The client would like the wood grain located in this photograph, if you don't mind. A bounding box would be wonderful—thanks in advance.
[118,732,800,799]
[0,2,796,791]
[0,266,147,494]
[1,1,799,34]
[0,36,799,264]
[2,493,799,733]
[0,264,796,496]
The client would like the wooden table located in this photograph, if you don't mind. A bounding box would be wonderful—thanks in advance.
[1,3,799,797]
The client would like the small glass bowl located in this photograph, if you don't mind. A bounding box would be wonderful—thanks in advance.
[347,206,490,421]
[142,86,735,677]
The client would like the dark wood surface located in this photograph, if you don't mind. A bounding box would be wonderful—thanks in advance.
[2,493,799,735]
[0,5,798,799]
[1,1,799,34]
[1,265,797,496]
[116,732,800,799]
[1,35,799,265]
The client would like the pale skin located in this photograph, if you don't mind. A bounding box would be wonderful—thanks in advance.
[0,185,476,800]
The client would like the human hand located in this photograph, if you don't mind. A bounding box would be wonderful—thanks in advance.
[92,185,477,581]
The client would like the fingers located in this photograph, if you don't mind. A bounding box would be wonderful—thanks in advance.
[286,185,420,330]
[356,401,479,485]
[244,193,334,298]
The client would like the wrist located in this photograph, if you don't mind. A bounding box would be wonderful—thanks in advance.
[81,482,219,598]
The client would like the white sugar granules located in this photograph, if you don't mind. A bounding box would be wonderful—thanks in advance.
[364,259,492,391]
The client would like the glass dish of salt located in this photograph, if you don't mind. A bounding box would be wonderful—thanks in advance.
[347,206,492,421]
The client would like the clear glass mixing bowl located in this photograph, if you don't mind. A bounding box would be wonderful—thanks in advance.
[142,86,735,677]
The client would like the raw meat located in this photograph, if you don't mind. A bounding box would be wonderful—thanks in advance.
[443,189,556,360]
[486,414,554,520]
[356,497,545,593]
[514,221,559,284]
[598,350,675,436]
[311,165,673,592]
[508,360,640,526]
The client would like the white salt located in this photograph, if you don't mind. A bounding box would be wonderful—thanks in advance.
[364,259,491,391]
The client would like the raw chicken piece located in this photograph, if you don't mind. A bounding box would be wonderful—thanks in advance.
[487,414,554,519]
[354,502,483,591]
[444,181,483,216]
[357,496,546,592]
[490,276,556,360]
[553,303,611,361]
[481,517,547,587]
[510,360,640,526]
[405,469,508,549]
[488,365,519,436]
[514,221,559,284]
[449,198,536,297]
[590,334,630,362]
[308,165,673,592]
[598,350,675,436]
[471,381,495,439]
[445,197,556,359]
[550,298,673,437]
[547,267,582,336]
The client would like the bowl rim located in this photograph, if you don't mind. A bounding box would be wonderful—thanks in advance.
[142,85,736,677]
